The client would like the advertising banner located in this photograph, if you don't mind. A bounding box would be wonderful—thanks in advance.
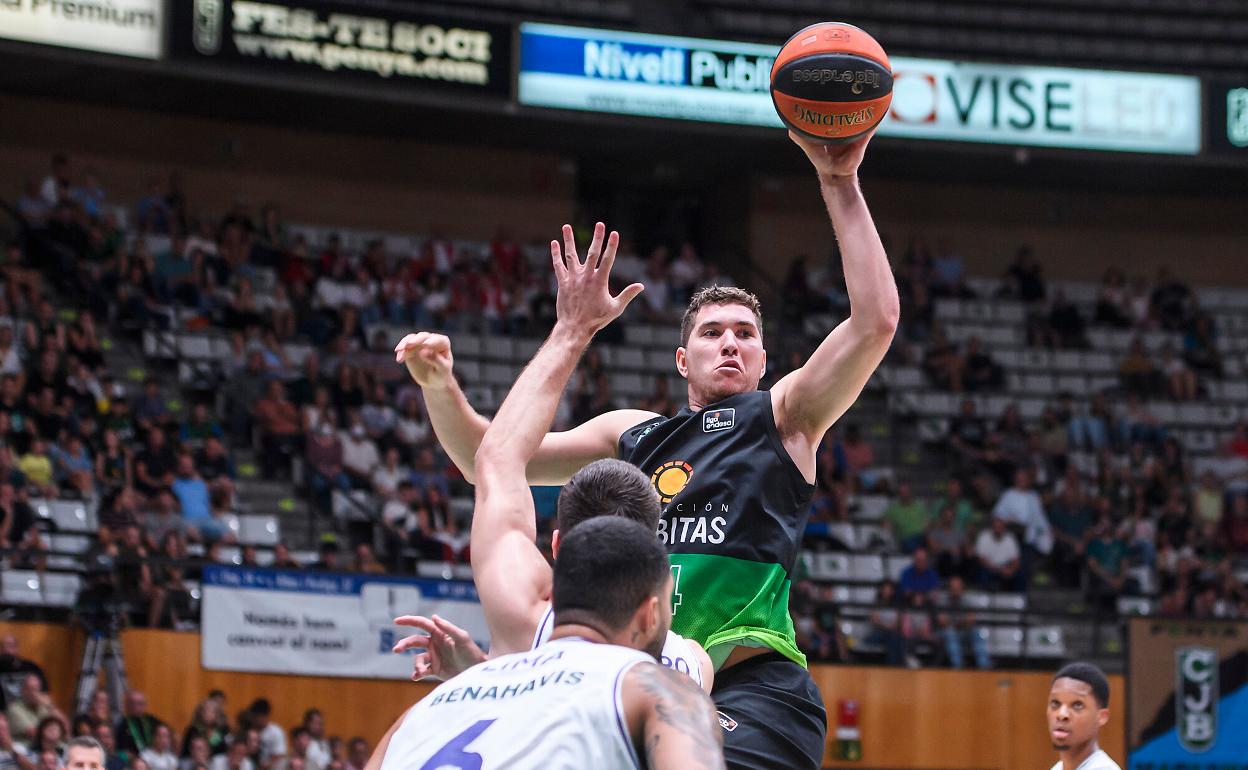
[170,0,511,96]
[0,0,163,59]
[1127,618,1248,770]
[518,23,1201,155]
[201,566,488,680]
[1207,80,1248,158]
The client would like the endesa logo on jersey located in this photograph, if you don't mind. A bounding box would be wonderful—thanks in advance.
[703,408,736,433]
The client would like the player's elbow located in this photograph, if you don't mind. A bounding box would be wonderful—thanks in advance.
[852,306,899,342]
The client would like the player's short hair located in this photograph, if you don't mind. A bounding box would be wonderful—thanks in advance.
[556,459,659,534]
[67,736,106,764]
[1053,662,1110,707]
[680,285,763,346]
[552,517,670,631]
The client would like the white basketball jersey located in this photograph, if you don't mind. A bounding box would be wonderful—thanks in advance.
[532,604,705,689]
[381,638,649,770]
[1049,750,1121,770]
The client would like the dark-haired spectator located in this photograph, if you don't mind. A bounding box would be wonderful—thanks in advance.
[922,327,963,392]
[180,404,224,446]
[311,541,340,572]
[1085,518,1131,610]
[94,723,126,770]
[353,544,385,575]
[1118,338,1160,397]
[134,430,175,499]
[898,548,940,602]
[51,435,94,498]
[244,701,284,770]
[975,517,1023,591]
[936,576,990,670]
[1002,246,1045,303]
[305,425,349,515]
[1046,291,1087,349]
[0,638,46,717]
[344,739,367,770]
[408,448,448,504]
[962,337,1003,392]
[222,351,269,443]
[300,712,328,770]
[139,725,176,770]
[992,469,1053,567]
[6,675,65,745]
[926,506,969,579]
[132,380,172,435]
[17,439,56,499]
[338,418,378,490]
[1150,267,1191,331]
[208,740,251,770]
[947,399,987,470]
[1047,485,1093,588]
[195,437,234,491]
[0,484,38,557]
[864,581,904,666]
[272,543,299,570]
[1183,314,1222,378]
[253,381,301,479]
[884,482,928,553]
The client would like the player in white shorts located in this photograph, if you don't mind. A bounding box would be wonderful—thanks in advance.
[374,518,724,770]
[391,222,711,691]
[1048,662,1122,770]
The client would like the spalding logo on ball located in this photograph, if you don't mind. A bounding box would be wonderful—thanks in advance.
[769,22,893,143]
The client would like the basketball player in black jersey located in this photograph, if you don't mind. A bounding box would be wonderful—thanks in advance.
[395,129,898,770]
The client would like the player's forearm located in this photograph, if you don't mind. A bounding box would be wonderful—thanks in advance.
[476,322,591,480]
[820,176,900,336]
[422,378,490,482]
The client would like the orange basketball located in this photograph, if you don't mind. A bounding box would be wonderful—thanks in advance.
[770,22,893,143]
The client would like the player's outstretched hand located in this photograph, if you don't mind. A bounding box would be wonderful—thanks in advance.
[392,614,487,681]
[788,129,875,183]
[550,222,644,334]
[393,332,454,390]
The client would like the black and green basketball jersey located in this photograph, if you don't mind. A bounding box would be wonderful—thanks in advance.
[618,390,815,668]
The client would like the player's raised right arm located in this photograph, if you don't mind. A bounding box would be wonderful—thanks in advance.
[623,663,726,770]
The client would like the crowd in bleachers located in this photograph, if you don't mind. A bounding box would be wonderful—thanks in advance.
[0,633,370,770]
[5,151,1248,673]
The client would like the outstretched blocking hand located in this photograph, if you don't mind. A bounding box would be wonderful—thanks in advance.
[393,331,455,390]
[788,129,875,183]
[550,222,644,334]
[392,614,487,681]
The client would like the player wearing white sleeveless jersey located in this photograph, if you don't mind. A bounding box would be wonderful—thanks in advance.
[372,519,724,770]
[382,639,652,770]
[391,225,712,692]
[1047,663,1122,770]
[532,605,705,690]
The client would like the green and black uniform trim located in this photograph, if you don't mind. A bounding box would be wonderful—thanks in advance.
[618,390,815,669]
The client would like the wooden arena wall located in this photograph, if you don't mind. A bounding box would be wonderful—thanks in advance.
[2,621,1124,769]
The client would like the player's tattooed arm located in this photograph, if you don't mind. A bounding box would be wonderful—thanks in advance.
[627,663,726,770]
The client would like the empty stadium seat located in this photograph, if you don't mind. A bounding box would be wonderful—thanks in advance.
[808,552,851,582]
[1026,626,1067,658]
[852,495,889,522]
[885,555,912,582]
[33,499,95,533]
[40,573,82,607]
[850,554,885,583]
[1117,597,1153,616]
[987,626,1024,657]
[1,571,43,605]
[238,515,280,547]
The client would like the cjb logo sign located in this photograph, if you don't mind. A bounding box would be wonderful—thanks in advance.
[1176,647,1217,753]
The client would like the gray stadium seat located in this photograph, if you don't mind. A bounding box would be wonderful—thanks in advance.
[987,626,1024,657]
[808,552,851,582]
[238,515,280,547]
[852,495,889,522]
[1,571,43,605]
[40,573,82,607]
[1026,626,1067,658]
[850,554,885,583]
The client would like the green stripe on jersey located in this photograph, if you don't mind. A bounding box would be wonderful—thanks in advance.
[668,552,807,669]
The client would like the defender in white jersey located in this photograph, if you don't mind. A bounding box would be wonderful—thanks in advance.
[391,223,712,691]
[374,518,724,770]
[1047,662,1122,770]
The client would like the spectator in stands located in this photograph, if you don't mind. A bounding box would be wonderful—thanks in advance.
[1047,485,1093,589]
[48,433,93,497]
[0,483,38,557]
[393,397,428,453]
[300,712,328,770]
[222,351,269,442]
[171,455,218,540]
[181,701,227,758]
[0,713,30,770]
[344,739,368,770]
[134,429,175,499]
[305,425,349,515]
[898,548,941,602]
[271,543,299,570]
[0,638,46,716]
[253,380,301,479]
[242,702,284,770]
[300,387,337,440]
[926,506,969,579]
[352,544,385,575]
[1063,393,1111,452]
[975,517,1023,592]
[311,541,341,572]
[1118,339,1160,397]
[29,718,68,761]
[6,675,66,746]
[143,489,185,550]
[840,425,878,491]
[1150,268,1192,331]
[140,725,176,770]
[91,424,129,496]
[208,739,251,770]
[17,439,55,499]
[884,482,929,553]
[1085,518,1131,610]
[1045,291,1088,349]
[947,399,987,470]
[929,478,980,536]
[132,380,173,435]
[922,326,964,392]
[992,469,1053,568]
[180,404,223,446]
[370,448,405,501]
[114,692,164,759]
[638,377,676,418]
[181,736,210,770]
[195,437,234,493]
[408,447,448,503]
[962,337,1003,392]
[17,179,52,229]
[1119,496,1158,568]
[1183,314,1222,378]
[1001,246,1046,303]
[935,576,990,670]
[338,418,378,490]
[1094,268,1132,328]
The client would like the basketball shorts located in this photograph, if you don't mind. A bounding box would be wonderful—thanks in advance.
[711,652,828,770]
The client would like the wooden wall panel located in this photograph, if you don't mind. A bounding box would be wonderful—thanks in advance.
[0,622,1126,768]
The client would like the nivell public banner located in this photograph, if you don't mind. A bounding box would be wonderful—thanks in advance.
[169,1,510,96]
[201,566,488,680]
[518,23,1202,155]
[1127,618,1248,770]
[0,0,163,59]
